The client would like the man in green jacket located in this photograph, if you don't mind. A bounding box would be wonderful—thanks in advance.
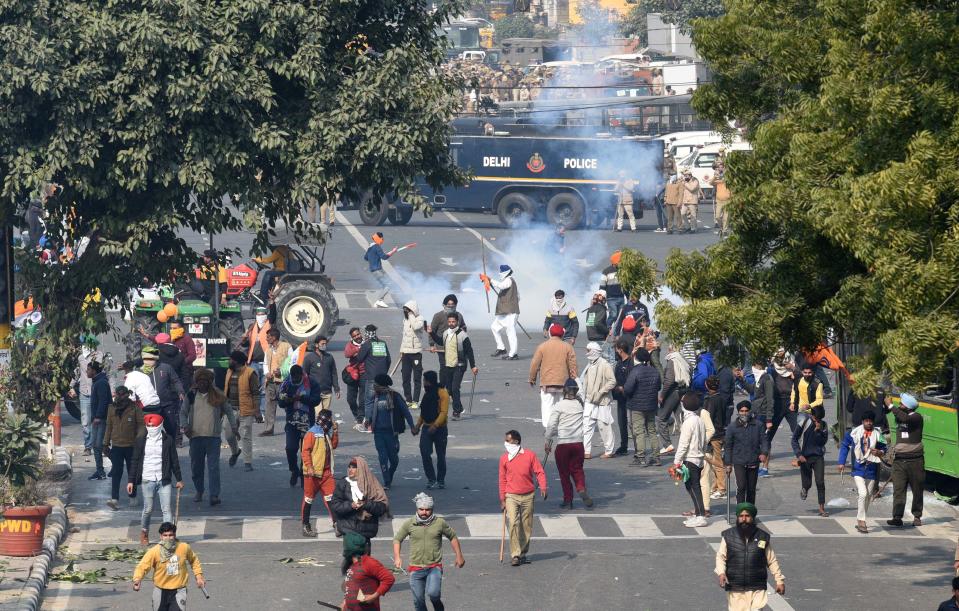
[393,493,465,611]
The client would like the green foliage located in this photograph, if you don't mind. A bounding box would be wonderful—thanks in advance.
[616,249,660,302]
[493,14,536,42]
[620,4,648,44]
[571,0,623,45]
[639,0,724,34]
[0,412,46,490]
[622,0,959,388]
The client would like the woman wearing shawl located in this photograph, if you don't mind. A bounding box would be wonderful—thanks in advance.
[330,456,391,551]
[340,531,395,610]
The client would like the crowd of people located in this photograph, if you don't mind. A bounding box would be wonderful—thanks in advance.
[66,228,950,610]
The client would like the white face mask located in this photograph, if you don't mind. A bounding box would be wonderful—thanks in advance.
[255,314,268,326]
[504,442,521,459]
[146,424,162,438]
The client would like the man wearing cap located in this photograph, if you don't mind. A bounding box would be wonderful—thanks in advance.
[600,252,624,328]
[499,430,547,566]
[428,295,467,368]
[365,374,415,489]
[181,368,236,506]
[837,410,886,533]
[581,341,616,458]
[481,264,520,360]
[529,323,578,428]
[393,493,465,611]
[223,350,260,471]
[542,289,578,344]
[240,306,271,423]
[613,169,637,232]
[884,393,925,527]
[129,413,183,546]
[545,379,593,509]
[365,231,398,309]
[440,314,478,420]
[715,502,785,610]
[144,342,187,446]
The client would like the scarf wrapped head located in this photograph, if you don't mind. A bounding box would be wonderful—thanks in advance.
[351,456,390,518]
[317,409,334,436]
[736,502,757,517]
[342,531,368,558]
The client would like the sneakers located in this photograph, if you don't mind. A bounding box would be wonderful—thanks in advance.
[426,480,437,490]
[630,457,647,467]
[106,499,119,511]
[654,228,667,233]
[82,448,92,456]
[437,481,445,489]
[758,467,770,478]
[579,490,594,508]
[352,422,366,433]
[646,458,662,467]
[503,354,519,360]
[451,412,460,420]
[229,449,241,467]
[374,300,390,308]
[290,472,300,487]
[193,492,203,503]
[710,491,726,500]
[244,463,254,472]
[800,488,808,501]
[210,496,221,506]
[408,401,419,410]
[614,447,629,456]
[659,445,675,456]
[490,349,507,357]
[258,429,274,437]
[559,502,573,510]
[88,471,106,480]
[886,518,904,527]
[302,523,316,538]
[511,556,521,567]
[683,516,708,528]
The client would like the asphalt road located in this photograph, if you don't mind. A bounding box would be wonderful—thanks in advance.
[42,209,959,610]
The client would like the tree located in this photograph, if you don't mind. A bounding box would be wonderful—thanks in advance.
[639,0,723,34]
[0,0,468,419]
[571,0,623,45]
[619,0,959,391]
[493,13,536,43]
[620,4,649,45]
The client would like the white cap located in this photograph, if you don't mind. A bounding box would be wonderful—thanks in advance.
[413,492,434,509]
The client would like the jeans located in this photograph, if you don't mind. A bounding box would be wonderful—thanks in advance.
[140,479,172,531]
[363,379,376,419]
[91,420,107,474]
[616,400,629,451]
[160,401,180,442]
[420,425,447,484]
[630,410,657,458]
[440,365,466,415]
[373,431,400,486]
[346,383,363,423]
[409,565,444,611]
[258,269,284,304]
[733,464,759,505]
[108,446,134,500]
[654,194,667,229]
[814,365,833,394]
[250,362,265,416]
[656,390,682,448]
[800,455,826,505]
[286,423,305,475]
[79,395,92,449]
[606,297,625,329]
[371,268,391,302]
[401,353,423,402]
[766,408,798,448]
[683,461,705,517]
[190,437,221,498]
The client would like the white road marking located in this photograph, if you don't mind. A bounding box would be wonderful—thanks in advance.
[465,514,505,538]
[760,517,810,536]
[612,515,661,537]
[241,517,282,540]
[539,514,586,538]
[174,517,207,540]
[335,211,413,295]
[708,541,796,611]
[442,211,508,258]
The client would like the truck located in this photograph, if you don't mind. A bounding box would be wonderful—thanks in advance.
[416,134,664,228]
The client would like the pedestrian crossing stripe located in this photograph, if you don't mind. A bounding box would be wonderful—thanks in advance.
[76,513,953,544]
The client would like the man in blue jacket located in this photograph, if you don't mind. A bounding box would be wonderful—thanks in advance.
[364,232,397,308]
[837,410,887,533]
[88,361,112,480]
[364,374,416,489]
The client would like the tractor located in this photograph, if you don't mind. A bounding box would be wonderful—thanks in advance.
[125,233,341,375]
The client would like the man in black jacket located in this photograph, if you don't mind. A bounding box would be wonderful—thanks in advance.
[715,502,785,609]
[356,324,391,421]
[723,401,769,505]
[791,405,829,516]
[584,290,610,343]
[440,315,478,419]
[303,336,340,418]
[428,295,467,367]
[141,346,186,444]
[128,413,183,546]
[624,348,661,467]
[329,456,390,543]
[611,339,633,456]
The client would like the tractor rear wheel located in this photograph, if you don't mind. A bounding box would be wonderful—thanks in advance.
[218,314,246,352]
[124,314,160,362]
[273,279,339,346]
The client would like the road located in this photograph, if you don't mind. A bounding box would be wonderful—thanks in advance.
[43,210,958,610]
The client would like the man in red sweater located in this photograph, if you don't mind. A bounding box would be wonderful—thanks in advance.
[498,429,548,566]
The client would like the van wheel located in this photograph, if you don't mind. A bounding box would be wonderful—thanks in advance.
[388,207,414,226]
[546,192,585,229]
[358,193,390,226]
[497,193,534,228]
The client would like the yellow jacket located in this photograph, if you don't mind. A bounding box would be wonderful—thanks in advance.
[134,542,202,590]
[790,377,824,411]
[416,388,450,428]
[253,246,289,271]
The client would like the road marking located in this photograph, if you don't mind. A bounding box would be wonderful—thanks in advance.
[612,515,660,537]
[465,514,504,538]
[760,517,810,537]
[708,541,795,611]
[175,517,207,540]
[81,522,132,543]
[335,210,413,295]
[241,517,282,540]
[442,211,508,259]
[539,514,586,538]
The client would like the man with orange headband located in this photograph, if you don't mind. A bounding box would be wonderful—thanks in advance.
[600,252,624,329]
[365,231,398,309]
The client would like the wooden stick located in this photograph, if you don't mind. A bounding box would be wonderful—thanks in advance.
[481,237,491,314]
[499,509,507,563]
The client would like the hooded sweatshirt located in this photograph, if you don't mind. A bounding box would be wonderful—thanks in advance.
[545,397,585,445]
[400,301,427,354]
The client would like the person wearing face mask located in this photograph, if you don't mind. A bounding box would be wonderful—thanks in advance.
[103,386,145,511]
[545,378,593,510]
[303,335,340,419]
[343,327,367,432]
[240,306,271,423]
[181,368,236,507]
[412,371,449,490]
[584,290,610,346]
[737,359,775,434]
[141,345,186,446]
[365,374,416,489]
[133,522,205,610]
[791,405,830,516]
[393,493,465,611]
[764,348,798,477]
[222,350,260,472]
[837,410,887,533]
[280,364,314,487]
[129,413,183,546]
[440,314,478,421]
[400,301,427,410]
[300,408,339,537]
[723,401,769,505]
[715,503,785,610]
[581,342,616,459]
[260,328,291,436]
[498,430,547,567]
[542,289,578,344]
[481,265,520,360]
[428,295,467,368]
[356,324,392,427]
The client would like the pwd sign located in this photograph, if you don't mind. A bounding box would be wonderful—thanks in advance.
[0,519,42,534]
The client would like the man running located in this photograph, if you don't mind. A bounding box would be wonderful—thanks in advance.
[393,493,466,611]
[133,522,204,611]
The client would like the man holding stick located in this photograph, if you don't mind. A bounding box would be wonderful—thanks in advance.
[481,265,522,360]
[498,430,547,567]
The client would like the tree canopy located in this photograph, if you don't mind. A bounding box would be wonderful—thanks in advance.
[638,0,723,34]
[620,0,959,391]
[0,0,467,415]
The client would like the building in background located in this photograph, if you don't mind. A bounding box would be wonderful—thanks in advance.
[646,13,699,60]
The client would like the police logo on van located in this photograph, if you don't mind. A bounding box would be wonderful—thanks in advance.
[526,153,545,173]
